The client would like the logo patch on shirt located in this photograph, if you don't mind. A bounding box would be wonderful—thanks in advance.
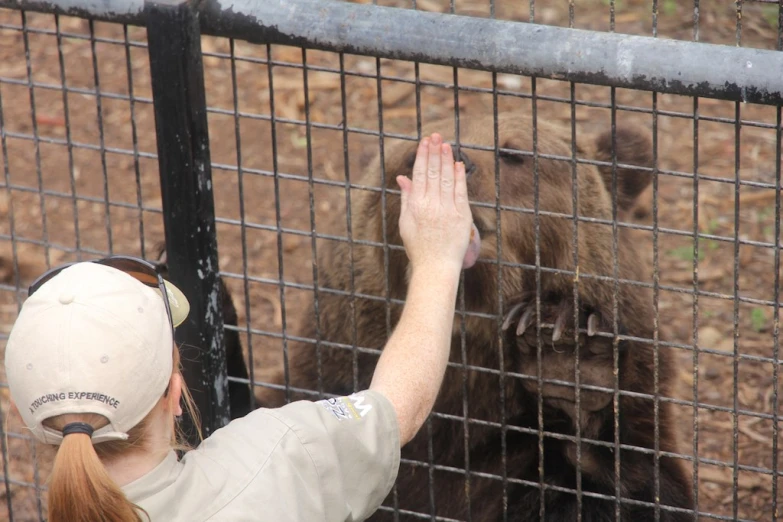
[317,393,373,421]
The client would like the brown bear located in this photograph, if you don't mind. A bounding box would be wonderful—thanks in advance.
[258,113,693,521]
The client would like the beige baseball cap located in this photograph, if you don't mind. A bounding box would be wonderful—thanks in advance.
[5,261,190,445]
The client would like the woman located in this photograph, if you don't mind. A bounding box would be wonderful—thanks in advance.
[5,133,474,522]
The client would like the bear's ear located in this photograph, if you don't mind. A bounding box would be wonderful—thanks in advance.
[593,125,653,211]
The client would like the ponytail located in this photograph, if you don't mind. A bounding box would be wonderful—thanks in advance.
[47,420,145,522]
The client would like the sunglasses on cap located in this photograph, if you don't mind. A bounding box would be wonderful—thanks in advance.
[27,255,189,333]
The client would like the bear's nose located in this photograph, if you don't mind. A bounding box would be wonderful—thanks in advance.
[453,146,476,178]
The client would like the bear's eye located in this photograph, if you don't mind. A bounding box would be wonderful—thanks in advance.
[499,144,526,165]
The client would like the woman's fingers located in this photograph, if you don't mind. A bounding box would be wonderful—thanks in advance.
[454,160,467,209]
[439,143,455,202]
[425,133,442,198]
[411,133,468,212]
[411,137,430,195]
[397,175,412,214]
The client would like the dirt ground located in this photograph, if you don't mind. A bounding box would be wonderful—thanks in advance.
[0,0,781,520]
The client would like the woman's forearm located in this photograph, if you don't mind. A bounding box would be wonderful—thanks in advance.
[370,133,472,446]
[369,264,461,445]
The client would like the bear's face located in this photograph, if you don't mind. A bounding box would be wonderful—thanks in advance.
[375,113,653,423]
[382,113,649,306]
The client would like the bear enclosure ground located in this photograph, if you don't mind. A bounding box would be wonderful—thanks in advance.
[0,0,782,520]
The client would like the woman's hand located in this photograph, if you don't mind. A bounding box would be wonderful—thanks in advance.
[396,133,475,275]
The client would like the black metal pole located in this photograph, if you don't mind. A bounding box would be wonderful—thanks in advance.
[145,0,230,444]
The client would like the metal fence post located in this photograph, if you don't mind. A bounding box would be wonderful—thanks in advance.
[145,0,230,443]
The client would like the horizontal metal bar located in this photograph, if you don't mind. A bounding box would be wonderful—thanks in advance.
[199,0,783,106]
[4,0,782,105]
[0,0,145,23]
[2,16,773,131]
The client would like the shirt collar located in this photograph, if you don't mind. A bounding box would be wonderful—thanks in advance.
[121,450,182,504]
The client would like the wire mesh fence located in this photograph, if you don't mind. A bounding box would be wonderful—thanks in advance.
[0,0,782,520]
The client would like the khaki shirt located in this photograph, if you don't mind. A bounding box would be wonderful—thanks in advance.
[122,390,400,521]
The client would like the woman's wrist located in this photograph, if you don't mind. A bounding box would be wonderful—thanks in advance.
[408,262,462,292]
